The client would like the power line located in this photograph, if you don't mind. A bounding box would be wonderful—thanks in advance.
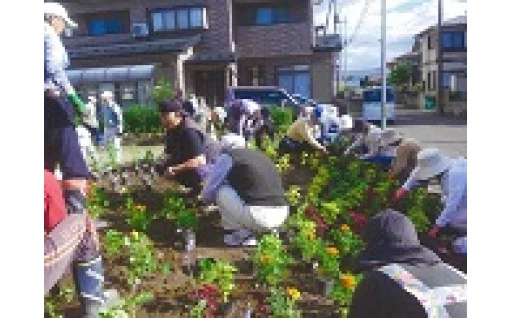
[344,0,375,48]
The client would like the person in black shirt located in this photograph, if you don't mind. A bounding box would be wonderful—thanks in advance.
[159,100,220,196]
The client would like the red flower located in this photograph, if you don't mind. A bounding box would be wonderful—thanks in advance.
[349,212,368,235]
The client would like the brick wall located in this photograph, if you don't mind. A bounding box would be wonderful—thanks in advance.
[235,23,311,58]
[64,0,232,55]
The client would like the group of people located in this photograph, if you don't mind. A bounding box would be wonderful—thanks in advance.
[76,91,124,165]
[44,2,466,317]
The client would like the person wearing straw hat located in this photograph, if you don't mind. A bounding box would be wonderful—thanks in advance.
[44,2,90,214]
[348,210,466,318]
[387,134,422,183]
[395,149,467,241]
[101,91,123,163]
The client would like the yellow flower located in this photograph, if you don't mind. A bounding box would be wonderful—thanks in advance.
[307,230,316,240]
[131,231,139,240]
[261,254,271,264]
[340,274,356,289]
[340,224,350,233]
[287,287,301,301]
[326,247,339,256]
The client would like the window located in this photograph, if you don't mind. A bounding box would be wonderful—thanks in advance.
[255,7,291,25]
[87,17,124,36]
[442,31,466,50]
[427,72,432,90]
[427,35,433,49]
[432,71,437,90]
[177,9,189,29]
[153,12,164,31]
[190,7,204,28]
[152,7,207,32]
[120,83,137,106]
[277,65,311,99]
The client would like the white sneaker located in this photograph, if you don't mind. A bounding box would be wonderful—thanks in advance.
[224,229,253,246]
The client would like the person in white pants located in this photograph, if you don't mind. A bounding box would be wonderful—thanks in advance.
[76,125,99,165]
[199,141,289,246]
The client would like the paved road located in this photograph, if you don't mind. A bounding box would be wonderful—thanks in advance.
[390,110,467,158]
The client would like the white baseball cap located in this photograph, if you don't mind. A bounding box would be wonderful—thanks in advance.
[44,2,78,28]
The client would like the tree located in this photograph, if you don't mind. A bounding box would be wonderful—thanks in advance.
[388,63,412,89]
[152,77,174,105]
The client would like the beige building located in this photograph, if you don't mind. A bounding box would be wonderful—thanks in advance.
[61,0,341,107]
[417,15,467,98]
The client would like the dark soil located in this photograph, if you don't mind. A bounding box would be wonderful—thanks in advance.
[56,162,343,317]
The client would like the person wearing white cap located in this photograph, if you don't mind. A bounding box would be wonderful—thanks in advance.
[101,91,123,163]
[44,2,91,215]
[83,96,100,145]
[199,144,289,246]
[395,148,467,249]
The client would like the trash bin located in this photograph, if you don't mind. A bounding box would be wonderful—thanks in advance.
[424,97,436,110]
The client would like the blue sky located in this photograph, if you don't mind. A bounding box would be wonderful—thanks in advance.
[313,0,467,71]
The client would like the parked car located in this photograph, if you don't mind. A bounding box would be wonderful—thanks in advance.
[362,87,395,124]
[225,86,300,117]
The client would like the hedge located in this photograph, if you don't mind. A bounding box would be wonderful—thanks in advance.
[123,105,163,134]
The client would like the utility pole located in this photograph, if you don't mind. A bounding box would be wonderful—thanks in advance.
[334,0,340,92]
[437,0,444,114]
[343,16,348,89]
[381,0,387,129]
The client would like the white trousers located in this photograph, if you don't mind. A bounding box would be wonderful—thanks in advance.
[216,185,289,233]
[113,136,122,163]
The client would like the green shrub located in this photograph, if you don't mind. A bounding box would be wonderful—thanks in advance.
[270,107,293,133]
[123,105,162,134]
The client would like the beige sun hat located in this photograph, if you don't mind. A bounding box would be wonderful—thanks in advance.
[411,148,452,181]
[380,129,402,147]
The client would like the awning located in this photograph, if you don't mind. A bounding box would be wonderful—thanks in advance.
[66,64,155,85]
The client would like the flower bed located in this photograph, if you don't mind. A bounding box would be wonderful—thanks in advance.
[45,138,441,317]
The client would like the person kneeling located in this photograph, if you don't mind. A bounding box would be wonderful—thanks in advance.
[199,144,289,246]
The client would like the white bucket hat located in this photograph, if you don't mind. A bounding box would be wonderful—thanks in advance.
[44,2,78,28]
[411,148,452,181]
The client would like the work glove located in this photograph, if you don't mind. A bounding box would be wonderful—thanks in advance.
[393,188,409,202]
[67,93,87,125]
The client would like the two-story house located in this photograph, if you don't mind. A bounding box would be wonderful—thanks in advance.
[59,0,341,107]
[417,15,467,97]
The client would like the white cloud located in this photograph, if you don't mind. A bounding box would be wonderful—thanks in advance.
[313,0,467,71]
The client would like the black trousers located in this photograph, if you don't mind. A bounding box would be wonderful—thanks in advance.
[44,95,89,179]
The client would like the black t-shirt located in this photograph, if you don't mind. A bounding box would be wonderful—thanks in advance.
[165,120,204,165]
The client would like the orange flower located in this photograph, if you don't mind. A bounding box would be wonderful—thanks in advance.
[326,247,339,256]
[261,254,271,263]
[340,224,350,233]
[340,274,356,289]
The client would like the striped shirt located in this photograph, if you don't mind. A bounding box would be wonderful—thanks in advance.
[44,22,74,94]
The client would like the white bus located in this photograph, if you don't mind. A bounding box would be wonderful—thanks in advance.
[362,87,395,123]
